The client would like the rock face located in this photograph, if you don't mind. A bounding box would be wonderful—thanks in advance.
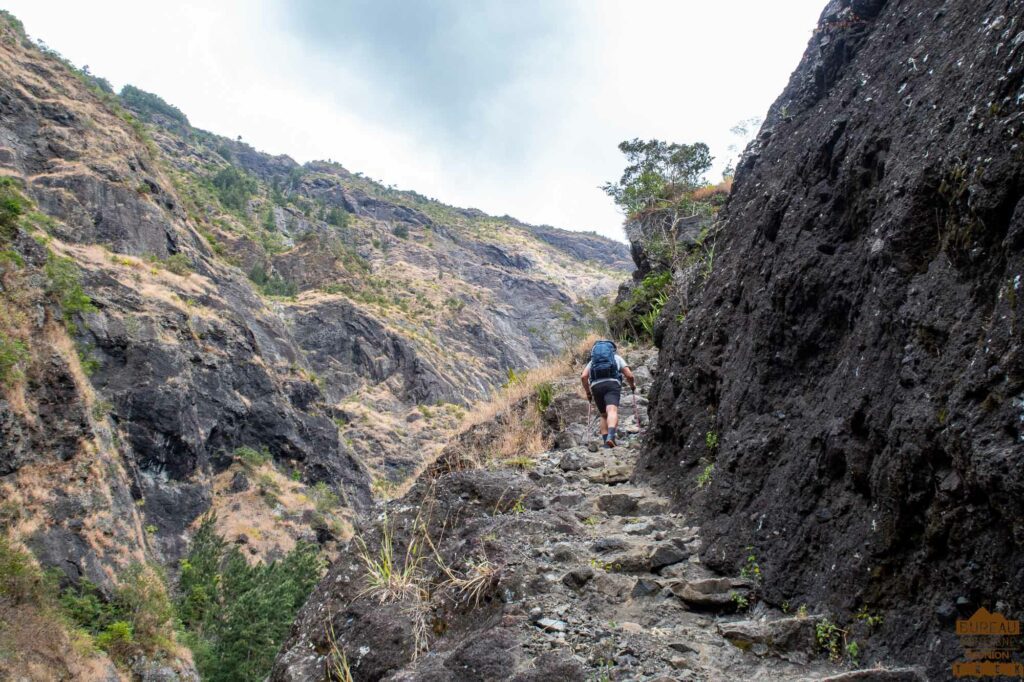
[639,0,1024,676]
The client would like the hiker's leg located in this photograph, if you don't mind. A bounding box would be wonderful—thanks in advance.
[593,386,609,437]
[605,386,622,445]
[606,405,619,431]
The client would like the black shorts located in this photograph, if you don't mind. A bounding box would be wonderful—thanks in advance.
[591,382,621,415]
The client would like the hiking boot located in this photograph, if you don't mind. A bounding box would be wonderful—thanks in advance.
[605,438,616,448]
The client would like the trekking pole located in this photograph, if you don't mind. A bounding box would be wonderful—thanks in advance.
[633,388,642,429]
[586,401,593,436]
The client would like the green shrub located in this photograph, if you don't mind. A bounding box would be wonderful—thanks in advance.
[119,85,189,126]
[535,382,554,412]
[0,536,52,604]
[116,563,175,651]
[233,445,271,469]
[247,264,297,298]
[95,620,134,662]
[0,334,29,386]
[261,206,277,231]
[44,253,97,332]
[0,176,27,242]
[324,206,349,228]
[60,563,175,660]
[210,166,256,213]
[0,10,27,40]
[60,579,117,634]
[309,481,340,514]
[607,271,672,342]
[162,253,192,276]
[392,224,409,239]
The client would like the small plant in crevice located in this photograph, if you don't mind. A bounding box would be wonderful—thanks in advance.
[505,455,536,470]
[309,481,340,514]
[534,381,554,412]
[76,343,100,376]
[589,557,622,573]
[740,546,762,584]
[705,430,719,451]
[326,619,355,682]
[696,461,714,489]
[637,290,668,340]
[815,617,859,664]
[730,591,749,611]
[355,512,425,605]
[161,252,193,276]
[856,605,884,630]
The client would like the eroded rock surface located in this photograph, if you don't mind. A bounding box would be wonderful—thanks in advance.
[639,0,1024,677]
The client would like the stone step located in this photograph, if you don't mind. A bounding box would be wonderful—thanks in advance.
[669,577,754,611]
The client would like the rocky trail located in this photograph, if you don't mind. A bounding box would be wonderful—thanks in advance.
[274,350,927,681]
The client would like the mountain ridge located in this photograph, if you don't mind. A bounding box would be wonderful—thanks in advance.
[0,12,630,677]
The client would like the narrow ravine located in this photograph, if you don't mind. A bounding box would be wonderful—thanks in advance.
[274,349,927,681]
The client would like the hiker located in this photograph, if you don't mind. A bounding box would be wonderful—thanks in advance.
[581,339,636,448]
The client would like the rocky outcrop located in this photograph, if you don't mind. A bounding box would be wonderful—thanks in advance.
[522,222,632,270]
[639,0,1024,676]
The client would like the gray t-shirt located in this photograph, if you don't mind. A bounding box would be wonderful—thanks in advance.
[585,354,628,387]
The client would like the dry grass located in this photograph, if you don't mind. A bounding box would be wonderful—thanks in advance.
[432,332,598,473]
[354,511,426,605]
[0,600,124,682]
[352,510,434,657]
[208,460,352,564]
[326,619,355,682]
[690,179,732,200]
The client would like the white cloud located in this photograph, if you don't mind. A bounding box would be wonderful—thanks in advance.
[4,0,824,240]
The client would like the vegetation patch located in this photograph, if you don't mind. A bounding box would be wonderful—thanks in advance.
[45,253,97,333]
[177,515,324,682]
[607,271,671,343]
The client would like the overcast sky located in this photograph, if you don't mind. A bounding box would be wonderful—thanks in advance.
[4,1,824,240]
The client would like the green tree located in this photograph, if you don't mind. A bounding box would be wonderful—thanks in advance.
[177,515,324,682]
[324,206,349,228]
[210,167,256,213]
[602,138,712,215]
[119,85,189,126]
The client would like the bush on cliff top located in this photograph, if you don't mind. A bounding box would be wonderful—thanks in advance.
[120,85,189,126]
[602,138,712,216]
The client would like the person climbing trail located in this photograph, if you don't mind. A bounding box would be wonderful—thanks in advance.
[581,339,636,448]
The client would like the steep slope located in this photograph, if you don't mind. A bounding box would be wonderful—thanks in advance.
[638,0,1023,676]
[0,5,626,642]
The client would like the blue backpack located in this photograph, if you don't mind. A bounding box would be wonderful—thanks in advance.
[589,340,620,383]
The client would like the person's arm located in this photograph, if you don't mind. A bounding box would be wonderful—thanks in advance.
[580,366,592,401]
[622,366,636,391]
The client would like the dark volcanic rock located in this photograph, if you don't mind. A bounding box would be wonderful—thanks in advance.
[639,0,1024,675]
